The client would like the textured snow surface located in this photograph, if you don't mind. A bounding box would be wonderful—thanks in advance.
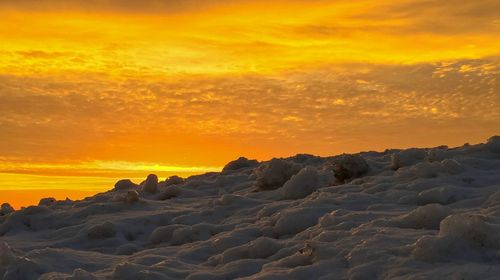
[1,136,500,280]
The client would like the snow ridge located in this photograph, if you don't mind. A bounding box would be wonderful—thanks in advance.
[1,136,500,279]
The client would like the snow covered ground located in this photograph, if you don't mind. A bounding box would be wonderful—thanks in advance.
[1,136,500,280]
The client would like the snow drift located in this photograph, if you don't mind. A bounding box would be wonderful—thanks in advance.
[1,136,500,279]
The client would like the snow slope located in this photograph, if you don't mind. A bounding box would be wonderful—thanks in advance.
[1,136,500,280]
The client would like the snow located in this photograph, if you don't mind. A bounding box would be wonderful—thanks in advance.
[329,154,369,183]
[164,175,185,186]
[399,203,452,230]
[38,198,57,206]
[391,148,427,170]
[281,166,321,199]
[222,157,259,173]
[0,204,14,217]
[140,174,159,193]
[1,136,500,279]
[113,179,138,191]
[253,158,302,191]
[123,190,140,203]
[87,222,116,239]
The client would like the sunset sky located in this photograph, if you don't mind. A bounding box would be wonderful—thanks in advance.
[0,0,499,208]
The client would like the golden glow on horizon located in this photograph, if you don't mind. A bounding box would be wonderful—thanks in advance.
[0,189,99,209]
[0,161,221,174]
[0,0,499,208]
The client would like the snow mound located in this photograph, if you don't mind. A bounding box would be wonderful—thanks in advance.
[0,204,14,216]
[400,203,452,229]
[1,136,500,279]
[330,154,369,183]
[425,146,449,162]
[413,214,500,261]
[274,208,325,236]
[485,135,500,153]
[222,157,259,172]
[417,185,463,205]
[281,166,320,199]
[140,174,159,193]
[87,222,116,239]
[253,158,301,191]
[158,185,181,200]
[391,148,426,170]
[439,214,497,247]
[412,213,499,262]
[114,179,138,190]
[124,190,140,203]
[164,175,185,186]
[39,197,56,206]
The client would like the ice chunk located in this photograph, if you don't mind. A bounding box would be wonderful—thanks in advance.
[209,227,264,256]
[402,160,464,178]
[114,179,138,190]
[164,175,185,186]
[412,214,498,262]
[248,237,282,259]
[485,135,500,153]
[169,223,218,245]
[439,214,497,247]
[253,158,301,191]
[125,190,140,203]
[87,221,116,239]
[0,203,14,216]
[440,159,465,174]
[425,147,448,162]
[391,148,426,170]
[158,185,180,200]
[140,174,158,193]
[330,154,369,183]
[223,157,259,172]
[274,208,324,236]
[281,166,320,199]
[290,154,322,165]
[150,224,185,244]
[411,235,454,262]
[400,204,452,230]
[408,162,439,178]
[38,197,56,206]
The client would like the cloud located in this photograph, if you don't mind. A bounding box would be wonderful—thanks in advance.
[1,0,498,78]
[0,57,498,164]
[0,0,498,166]
[0,0,246,13]
[350,0,500,35]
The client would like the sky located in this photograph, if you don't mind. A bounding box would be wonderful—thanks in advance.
[0,0,499,207]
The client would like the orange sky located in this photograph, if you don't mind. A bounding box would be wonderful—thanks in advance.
[0,0,499,208]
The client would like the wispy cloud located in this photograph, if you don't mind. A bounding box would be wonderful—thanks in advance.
[0,57,498,166]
